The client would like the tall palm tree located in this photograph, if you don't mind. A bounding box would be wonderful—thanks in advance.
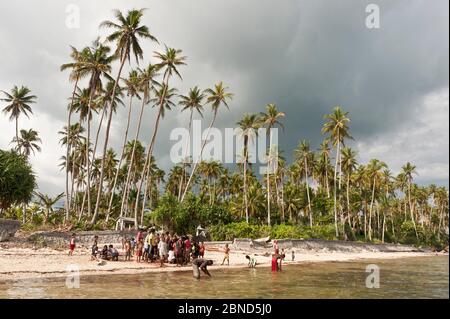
[181,82,233,202]
[294,140,313,227]
[92,8,158,225]
[366,159,387,241]
[318,139,331,197]
[106,70,141,220]
[61,45,87,219]
[260,103,285,226]
[341,147,357,232]
[178,86,205,199]
[1,86,37,141]
[237,113,261,223]
[134,47,186,226]
[77,41,114,219]
[402,162,419,239]
[13,129,42,157]
[322,106,351,237]
[136,84,179,224]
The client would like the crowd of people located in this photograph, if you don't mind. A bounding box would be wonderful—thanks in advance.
[68,231,295,274]
[84,228,207,268]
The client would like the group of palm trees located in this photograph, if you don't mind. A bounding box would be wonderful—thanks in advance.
[1,8,448,244]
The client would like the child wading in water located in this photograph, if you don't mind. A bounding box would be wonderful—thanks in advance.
[68,233,76,256]
[221,244,230,266]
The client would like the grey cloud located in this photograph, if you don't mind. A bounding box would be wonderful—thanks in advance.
[0,0,448,195]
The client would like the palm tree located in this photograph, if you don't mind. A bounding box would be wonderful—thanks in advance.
[366,159,387,241]
[92,8,158,225]
[75,40,114,219]
[341,147,357,233]
[294,140,313,227]
[134,47,186,226]
[61,45,87,219]
[34,192,65,224]
[136,84,178,223]
[13,129,42,157]
[106,70,141,220]
[318,139,331,197]
[237,113,261,223]
[260,103,285,226]
[322,106,351,237]
[178,86,205,199]
[402,162,419,239]
[1,86,37,141]
[181,82,233,202]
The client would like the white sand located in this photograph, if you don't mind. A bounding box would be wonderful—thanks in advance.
[0,243,441,281]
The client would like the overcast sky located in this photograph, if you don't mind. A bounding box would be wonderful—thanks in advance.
[0,0,448,196]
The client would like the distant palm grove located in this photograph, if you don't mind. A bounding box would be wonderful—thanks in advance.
[0,9,448,248]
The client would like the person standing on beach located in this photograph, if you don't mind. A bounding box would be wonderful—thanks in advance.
[68,233,76,256]
[136,238,144,263]
[221,244,230,266]
[158,234,168,267]
[124,239,132,261]
[291,250,295,262]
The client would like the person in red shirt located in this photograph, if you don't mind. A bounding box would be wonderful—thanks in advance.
[68,233,76,256]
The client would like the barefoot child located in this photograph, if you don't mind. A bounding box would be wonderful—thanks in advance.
[68,233,76,256]
[221,243,230,266]
[124,239,132,261]
[136,238,144,263]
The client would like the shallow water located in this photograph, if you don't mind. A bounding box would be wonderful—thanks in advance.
[0,256,448,299]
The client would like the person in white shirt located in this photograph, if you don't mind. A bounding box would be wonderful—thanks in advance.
[158,235,168,267]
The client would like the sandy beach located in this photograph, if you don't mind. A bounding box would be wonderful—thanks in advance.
[0,240,441,281]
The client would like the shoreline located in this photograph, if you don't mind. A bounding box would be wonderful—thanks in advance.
[0,244,445,282]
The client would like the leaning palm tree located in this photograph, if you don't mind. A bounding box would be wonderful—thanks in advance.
[260,103,285,226]
[237,113,261,223]
[105,70,141,220]
[181,82,233,202]
[119,65,160,219]
[322,106,351,237]
[134,47,186,226]
[13,129,42,157]
[178,86,205,199]
[1,86,37,141]
[92,8,158,225]
[136,84,178,223]
[34,192,65,224]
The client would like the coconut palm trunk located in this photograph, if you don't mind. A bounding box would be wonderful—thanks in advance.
[65,76,79,221]
[91,54,127,225]
[178,108,193,200]
[181,109,218,203]
[134,102,164,226]
[407,179,419,240]
[333,133,340,237]
[120,97,146,218]
[304,156,312,227]
[134,73,171,227]
[106,96,134,222]
[368,177,376,241]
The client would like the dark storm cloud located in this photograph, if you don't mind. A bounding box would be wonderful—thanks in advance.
[0,0,448,195]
